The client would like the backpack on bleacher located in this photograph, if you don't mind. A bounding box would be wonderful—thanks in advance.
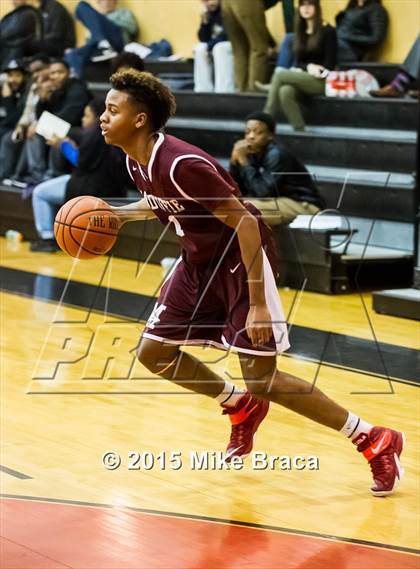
[325,69,380,98]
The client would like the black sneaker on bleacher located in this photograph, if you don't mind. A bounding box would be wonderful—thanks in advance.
[30,239,60,253]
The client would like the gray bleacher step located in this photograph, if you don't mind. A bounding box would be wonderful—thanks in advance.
[372,288,420,320]
[305,166,415,189]
[88,84,418,131]
[330,216,414,256]
[172,91,418,131]
[167,118,416,172]
[207,157,416,222]
[168,117,416,144]
[216,158,415,189]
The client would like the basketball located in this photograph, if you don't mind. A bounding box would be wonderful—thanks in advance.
[54,196,121,259]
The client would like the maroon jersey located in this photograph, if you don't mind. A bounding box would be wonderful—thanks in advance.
[126,133,252,264]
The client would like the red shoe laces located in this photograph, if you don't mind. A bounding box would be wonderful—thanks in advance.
[370,451,394,479]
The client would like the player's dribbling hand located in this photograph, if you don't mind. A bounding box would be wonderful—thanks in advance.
[246,303,273,347]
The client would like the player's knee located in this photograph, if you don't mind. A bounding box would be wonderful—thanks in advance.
[136,338,179,375]
[246,378,272,398]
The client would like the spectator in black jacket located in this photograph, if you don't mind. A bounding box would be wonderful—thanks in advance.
[0,60,29,140]
[34,0,76,57]
[230,112,324,225]
[30,97,129,252]
[261,0,336,131]
[336,0,388,63]
[21,59,91,185]
[193,0,234,93]
[0,0,43,69]
[0,57,50,183]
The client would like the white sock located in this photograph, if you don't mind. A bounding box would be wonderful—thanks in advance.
[214,381,246,407]
[340,412,373,441]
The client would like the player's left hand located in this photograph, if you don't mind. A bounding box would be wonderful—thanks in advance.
[246,303,273,347]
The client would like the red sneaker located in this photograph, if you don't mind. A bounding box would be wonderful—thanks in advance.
[354,426,405,496]
[222,393,269,462]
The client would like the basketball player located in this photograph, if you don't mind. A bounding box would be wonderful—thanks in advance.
[100,70,405,496]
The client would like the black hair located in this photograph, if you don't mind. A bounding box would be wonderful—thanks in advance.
[49,58,70,70]
[87,96,106,118]
[294,0,324,58]
[27,53,50,66]
[110,70,176,131]
[345,0,382,8]
[245,112,276,134]
[110,51,145,75]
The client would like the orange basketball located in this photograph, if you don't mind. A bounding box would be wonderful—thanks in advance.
[54,196,121,259]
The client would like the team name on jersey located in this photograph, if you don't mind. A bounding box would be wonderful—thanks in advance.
[145,193,185,214]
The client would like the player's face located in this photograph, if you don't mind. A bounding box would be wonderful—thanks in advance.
[100,89,142,147]
[244,120,273,154]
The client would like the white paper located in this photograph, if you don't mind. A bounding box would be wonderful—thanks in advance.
[124,42,152,59]
[36,111,71,139]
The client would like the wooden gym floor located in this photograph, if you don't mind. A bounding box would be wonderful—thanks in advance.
[1,237,419,569]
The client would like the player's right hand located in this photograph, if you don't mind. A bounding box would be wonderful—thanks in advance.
[245,303,273,347]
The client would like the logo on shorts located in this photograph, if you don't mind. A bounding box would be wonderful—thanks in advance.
[230,263,241,274]
[147,303,167,329]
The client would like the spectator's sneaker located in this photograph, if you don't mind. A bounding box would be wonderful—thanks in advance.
[30,239,59,253]
[91,41,118,63]
[369,85,404,98]
[2,177,28,189]
[354,426,405,496]
[222,393,269,462]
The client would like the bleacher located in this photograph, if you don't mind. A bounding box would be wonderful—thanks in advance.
[1,59,418,297]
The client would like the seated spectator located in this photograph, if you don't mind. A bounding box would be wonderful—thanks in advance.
[30,98,129,252]
[222,0,272,92]
[109,50,145,74]
[194,0,234,93]
[230,111,324,225]
[65,0,139,78]
[370,34,419,98]
[0,55,50,183]
[0,0,43,69]
[18,59,91,186]
[336,0,388,63]
[0,60,29,141]
[261,0,336,131]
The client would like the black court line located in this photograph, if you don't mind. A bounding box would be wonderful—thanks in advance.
[1,266,419,385]
[1,494,419,556]
[0,465,33,479]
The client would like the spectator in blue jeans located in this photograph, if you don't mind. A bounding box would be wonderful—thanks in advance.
[65,0,138,78]
[30,98,130,252]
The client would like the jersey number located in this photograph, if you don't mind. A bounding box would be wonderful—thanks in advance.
[168,215,185,237]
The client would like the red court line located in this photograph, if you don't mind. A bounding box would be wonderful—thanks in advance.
[1,498,419,569]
